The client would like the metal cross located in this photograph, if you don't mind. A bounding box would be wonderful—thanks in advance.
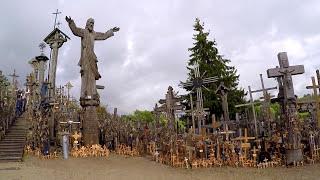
[39,42,46,53]
[52,9,62,29]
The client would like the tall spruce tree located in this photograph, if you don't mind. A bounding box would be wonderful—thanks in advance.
[184,18,245,121]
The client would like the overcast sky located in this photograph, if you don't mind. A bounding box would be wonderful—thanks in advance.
[1,0,320,114]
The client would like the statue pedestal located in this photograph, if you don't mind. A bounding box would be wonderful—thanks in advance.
[82,106,99,145]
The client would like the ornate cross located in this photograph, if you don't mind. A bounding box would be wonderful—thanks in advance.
[180,62,218,134]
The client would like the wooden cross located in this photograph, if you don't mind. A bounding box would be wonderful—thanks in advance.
[250,74,277,137]
[267,52,304,100]
[64,81,73,107]
[180,62,218,134]
[9,69,19,90]
[251,146,259,164]
[219,124,235,142]
[267,52,304,156]
[184,93,210,134]
[156,86,184,135]
[306,76,320,128]
[232,128,255,157]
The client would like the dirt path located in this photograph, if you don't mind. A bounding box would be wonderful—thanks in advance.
[0,154,319,180]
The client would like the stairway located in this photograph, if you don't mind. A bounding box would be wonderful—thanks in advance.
[0,115,27,162]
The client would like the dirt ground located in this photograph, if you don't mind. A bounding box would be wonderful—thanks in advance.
[0,154,319,180]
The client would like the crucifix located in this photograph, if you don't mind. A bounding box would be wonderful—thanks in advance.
[180,62,218,134]
[306,76,320,128]
[267,52,304,164]
[215,82,230,122]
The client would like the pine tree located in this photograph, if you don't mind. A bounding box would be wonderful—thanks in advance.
[184,18,245,121]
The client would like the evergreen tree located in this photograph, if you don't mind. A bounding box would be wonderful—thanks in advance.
[184,18,245,121]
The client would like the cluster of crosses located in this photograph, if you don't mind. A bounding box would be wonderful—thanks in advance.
[0,69,23,141]
[118,52,320,168]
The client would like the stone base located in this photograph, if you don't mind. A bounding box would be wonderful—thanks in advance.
[286,149,303,165]
[82,106,99,145]
[80,96,100,107]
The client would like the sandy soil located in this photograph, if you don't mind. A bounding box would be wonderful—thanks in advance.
[0,154,319,180]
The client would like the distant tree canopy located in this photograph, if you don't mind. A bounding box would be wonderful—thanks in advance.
[183,18,246,120]
[122,110,155,123]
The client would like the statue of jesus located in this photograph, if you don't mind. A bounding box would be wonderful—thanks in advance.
[65,16,119,106]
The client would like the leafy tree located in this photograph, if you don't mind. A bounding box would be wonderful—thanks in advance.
[183,18,246,121]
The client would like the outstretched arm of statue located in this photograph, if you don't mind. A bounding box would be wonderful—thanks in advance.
[65,16,84,37]
[95,27,120,40]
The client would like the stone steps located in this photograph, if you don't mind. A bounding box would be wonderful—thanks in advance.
[0,115,27,162]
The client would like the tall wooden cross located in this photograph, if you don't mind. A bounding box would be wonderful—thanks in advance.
[180,62,218,134]
[253,74,277,119]
[156,86,184,135]
[250,74,277,137]
[64,81,73,102]
[235,95,260,135]
[9,69,19,91]
[267,52,304,163]
[306,76,320,128]
[184,94,209,134]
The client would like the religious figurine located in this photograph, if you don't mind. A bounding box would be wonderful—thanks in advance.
[65,16,120,106]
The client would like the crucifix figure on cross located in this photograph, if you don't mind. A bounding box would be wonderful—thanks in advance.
[267,52,304,164]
